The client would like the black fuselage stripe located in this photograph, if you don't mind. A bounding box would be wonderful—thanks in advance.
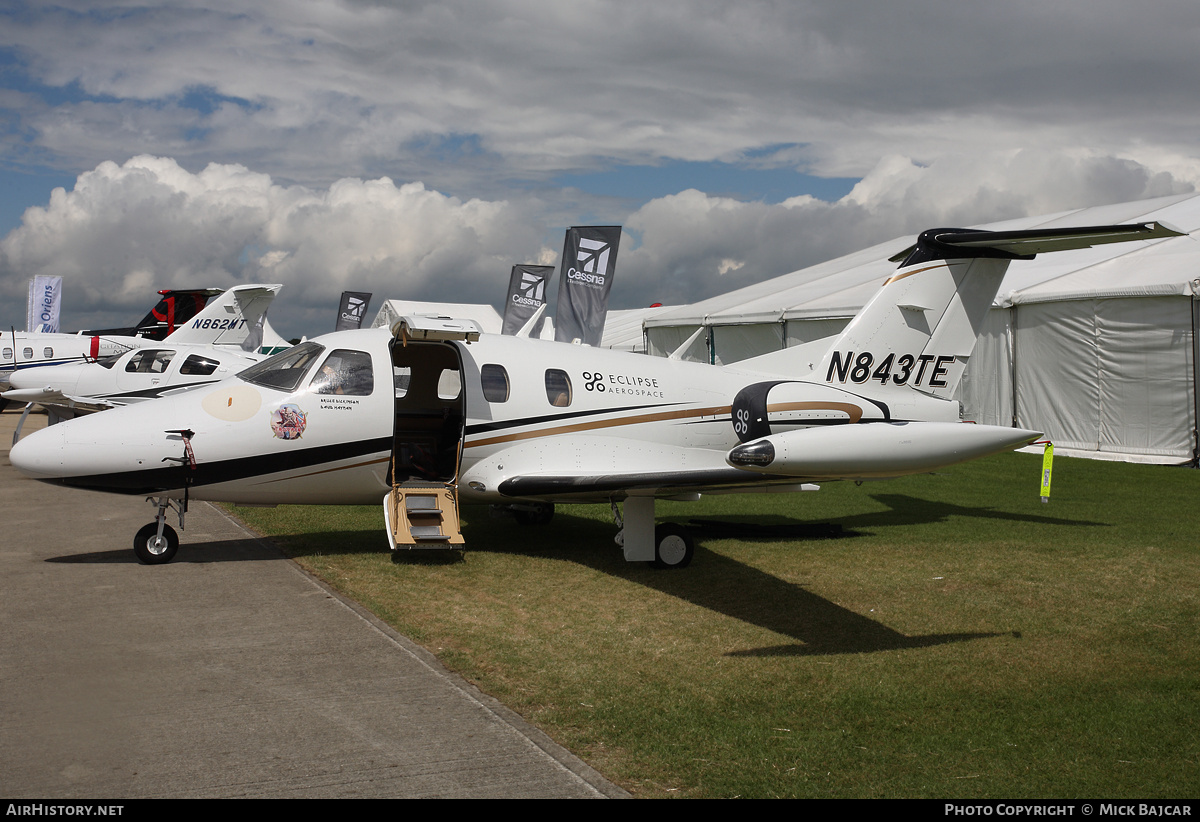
[51,436,393,495]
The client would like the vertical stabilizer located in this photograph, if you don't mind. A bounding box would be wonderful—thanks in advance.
[815,222,1183,400]
[816,254,1009,400]
[163,284,283,347]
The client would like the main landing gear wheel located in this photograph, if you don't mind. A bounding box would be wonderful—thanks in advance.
[512,503,555,526]
[134,522,179,565]
[652,523,694,569]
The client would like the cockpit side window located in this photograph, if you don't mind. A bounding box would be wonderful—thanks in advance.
[545,369,572,407]
[125,349,175,374]
[481,364,509,403]
[180,354,220,376]
[239,341,325,391]
[309,349,375,396]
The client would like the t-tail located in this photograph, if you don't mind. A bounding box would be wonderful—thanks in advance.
[725,222,1184,479]
[161,284,286,350]
[815,222,1184,402]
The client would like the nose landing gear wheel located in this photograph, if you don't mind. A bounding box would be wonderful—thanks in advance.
[134,522,179,565]
[652,523,694,569]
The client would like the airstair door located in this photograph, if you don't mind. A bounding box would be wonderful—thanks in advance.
[384,339,466,549]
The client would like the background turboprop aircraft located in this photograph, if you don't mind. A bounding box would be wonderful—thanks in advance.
[9,222,1184,567]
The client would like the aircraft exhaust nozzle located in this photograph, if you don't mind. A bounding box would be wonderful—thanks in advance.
[726,421,1042,478]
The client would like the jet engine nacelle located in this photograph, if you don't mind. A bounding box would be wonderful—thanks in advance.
[725,421,1041,479]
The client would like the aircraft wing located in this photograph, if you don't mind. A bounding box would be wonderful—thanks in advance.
[1,387,118,416]
[466,435,805,502]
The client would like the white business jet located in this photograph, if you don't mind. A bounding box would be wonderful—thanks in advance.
[10,222,1182,566]
[3,284,286,424]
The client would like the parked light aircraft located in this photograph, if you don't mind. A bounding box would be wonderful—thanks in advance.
[0,284,288,393]
[3,284,285,424]
[10,222,1182,566]
[2,287,219,392]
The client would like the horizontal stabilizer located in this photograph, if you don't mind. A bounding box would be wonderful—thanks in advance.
[889,221,1185,264]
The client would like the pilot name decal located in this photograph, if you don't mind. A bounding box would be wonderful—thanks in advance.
[826,351,956,388]
[270,403,308,439]
[583,370,665,398]
[319,397,360,411]
[190,318,247,330]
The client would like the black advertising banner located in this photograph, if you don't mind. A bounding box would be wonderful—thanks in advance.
[335,291,372,331]
[501,264,555,336]
[554,226,621,346]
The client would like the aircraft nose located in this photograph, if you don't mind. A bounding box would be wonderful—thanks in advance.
[9,423,67,480]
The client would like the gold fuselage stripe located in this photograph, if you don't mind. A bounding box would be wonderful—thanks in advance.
[465,401,863,449]
[882,263,945,286]
[465,405,732,449]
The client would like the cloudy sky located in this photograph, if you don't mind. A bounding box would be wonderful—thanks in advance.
[1,0,1198,338]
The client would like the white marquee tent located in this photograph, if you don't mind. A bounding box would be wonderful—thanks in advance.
[643,193,1200,464]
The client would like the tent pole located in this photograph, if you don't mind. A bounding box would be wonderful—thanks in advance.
[1192,298,1199,466]
[1010,307,1019,428]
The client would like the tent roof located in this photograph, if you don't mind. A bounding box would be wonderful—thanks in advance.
[646,192,1200,328]
[599,305,677,350]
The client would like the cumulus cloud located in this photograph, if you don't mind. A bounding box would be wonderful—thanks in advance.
[4,148,1189,336]
[0,156,550,336]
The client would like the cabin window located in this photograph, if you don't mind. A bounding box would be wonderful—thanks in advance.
[125,349,176,374]
[22,347,33,359]
[2,348,11,360]
[180,354,220,376]
[239,341,325,391]
[545,369,572,407]
[309,349,374,396]
[43,347,53,358]
[481,364,509,403]
[437,368,462,400]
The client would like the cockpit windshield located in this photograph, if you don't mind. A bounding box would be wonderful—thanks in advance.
[238,341,325,392]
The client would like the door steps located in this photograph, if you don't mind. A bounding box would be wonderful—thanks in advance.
[385,481,464,549]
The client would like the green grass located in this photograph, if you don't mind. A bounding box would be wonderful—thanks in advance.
[229,452,1200,797]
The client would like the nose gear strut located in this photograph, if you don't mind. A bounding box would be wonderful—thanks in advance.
[134,428,196,565]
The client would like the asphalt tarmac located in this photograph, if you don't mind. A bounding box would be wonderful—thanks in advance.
[0,406,626,798]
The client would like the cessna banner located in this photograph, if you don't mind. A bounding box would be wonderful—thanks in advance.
[10,222,1182,566]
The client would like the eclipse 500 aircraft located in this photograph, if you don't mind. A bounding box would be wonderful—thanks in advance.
[10,221,1183,567]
